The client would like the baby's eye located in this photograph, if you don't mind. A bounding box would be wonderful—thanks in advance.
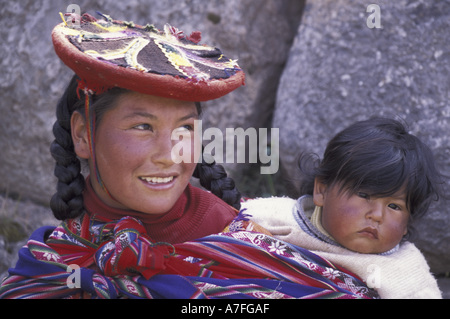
[357,192,370,199]
[388,203,401,211]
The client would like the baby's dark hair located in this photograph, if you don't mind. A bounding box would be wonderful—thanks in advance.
[50,75,241,220]
[297,117,443,222]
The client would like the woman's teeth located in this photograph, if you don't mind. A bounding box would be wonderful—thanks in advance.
[140,176,174,184]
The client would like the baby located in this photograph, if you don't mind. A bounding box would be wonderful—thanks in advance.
[244,117,444,298]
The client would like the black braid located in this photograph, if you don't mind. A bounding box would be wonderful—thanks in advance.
[193,155,242,210]
[49,75,86,220]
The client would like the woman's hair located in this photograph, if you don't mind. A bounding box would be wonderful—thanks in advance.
[50,75,241,220]
[297,117,443,222]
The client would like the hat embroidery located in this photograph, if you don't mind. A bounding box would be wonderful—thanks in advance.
[59,13,240,83]
[53,12,245,101]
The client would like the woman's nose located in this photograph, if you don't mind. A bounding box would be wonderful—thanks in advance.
[151,132,176,166]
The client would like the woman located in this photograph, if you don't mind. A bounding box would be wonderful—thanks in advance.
[0,12,377,299]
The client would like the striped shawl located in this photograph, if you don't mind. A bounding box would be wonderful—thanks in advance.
[0,212,379,299]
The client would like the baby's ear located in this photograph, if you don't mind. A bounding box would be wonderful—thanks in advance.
[71,111,91,159]
[313,178,327,207]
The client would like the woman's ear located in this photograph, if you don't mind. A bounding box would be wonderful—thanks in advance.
[71,111,90,159]
[313,178,327,207]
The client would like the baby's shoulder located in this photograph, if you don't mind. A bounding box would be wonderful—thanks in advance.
[241,196,297,221]
[242,196,296,210]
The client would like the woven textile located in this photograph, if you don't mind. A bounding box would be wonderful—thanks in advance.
[0,213,378,299]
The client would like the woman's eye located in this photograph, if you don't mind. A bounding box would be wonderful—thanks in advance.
[181,124,194,131]
[172,125,194,138]
[174,124,194,133]
[134,123,152,131]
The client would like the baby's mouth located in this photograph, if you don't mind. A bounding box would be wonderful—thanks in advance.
[358,227,379,239]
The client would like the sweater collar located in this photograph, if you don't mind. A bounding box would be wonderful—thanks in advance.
[82,177,213,243]
[294,196,338,247]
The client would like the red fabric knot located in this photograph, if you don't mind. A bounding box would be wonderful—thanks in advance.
[95,216,176,279]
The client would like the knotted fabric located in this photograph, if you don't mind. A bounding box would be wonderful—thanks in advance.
[95,217,174,279]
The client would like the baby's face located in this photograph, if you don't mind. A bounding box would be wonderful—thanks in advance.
[314,181,410,254]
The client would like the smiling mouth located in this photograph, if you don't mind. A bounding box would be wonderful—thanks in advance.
[139,176,175,184]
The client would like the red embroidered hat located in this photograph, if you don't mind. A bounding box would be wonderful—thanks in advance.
[52,12,245,101]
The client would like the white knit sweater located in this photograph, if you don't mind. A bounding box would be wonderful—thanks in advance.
[242,196,442,299]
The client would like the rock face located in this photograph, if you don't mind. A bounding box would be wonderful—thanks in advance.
[0,194,58,281]
[274,0,450,273]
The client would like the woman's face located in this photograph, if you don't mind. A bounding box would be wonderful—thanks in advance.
[313,179,410,254]
[73,92,200,215]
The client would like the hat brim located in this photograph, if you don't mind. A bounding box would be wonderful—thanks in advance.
[52,17,245,101]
